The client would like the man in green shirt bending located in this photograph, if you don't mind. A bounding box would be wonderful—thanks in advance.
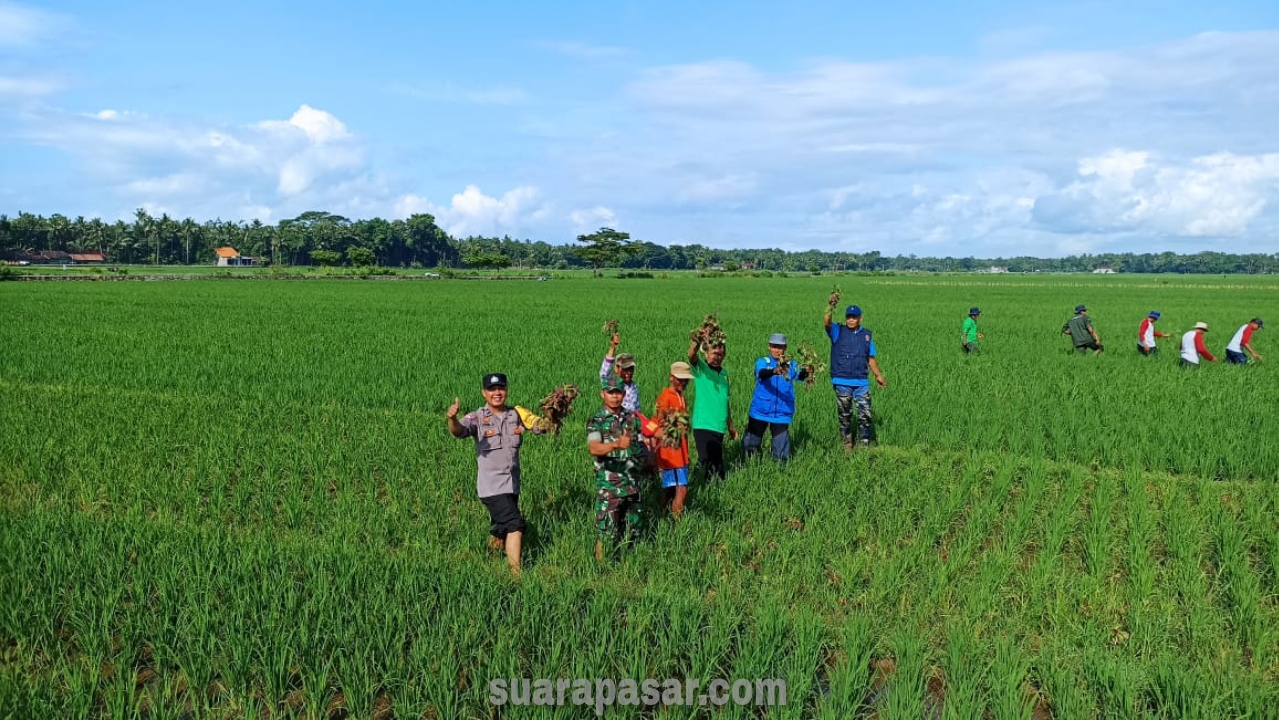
[961,307,984,354]
[1063,304,1104,354]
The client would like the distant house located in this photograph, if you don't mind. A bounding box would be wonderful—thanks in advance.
[35,250,71,264]
[214,247,255,267]
[1093,267,1116,274]
[982,266,1009,274]
[69,252,106,263]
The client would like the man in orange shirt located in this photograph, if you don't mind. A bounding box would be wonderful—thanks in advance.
[644,361,695,519]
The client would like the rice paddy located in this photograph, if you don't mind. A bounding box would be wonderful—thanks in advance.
[1,273,1276,718]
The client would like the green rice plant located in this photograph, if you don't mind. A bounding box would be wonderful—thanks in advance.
[816,613,874,720]
[941,626,987,720]
[989,634,1035,720]
[880,630,926,720]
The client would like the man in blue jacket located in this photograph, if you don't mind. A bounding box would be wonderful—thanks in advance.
[824,304,887,451]
[743,333,809,462]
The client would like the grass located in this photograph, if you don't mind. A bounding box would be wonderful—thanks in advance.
[1,274,1276,718]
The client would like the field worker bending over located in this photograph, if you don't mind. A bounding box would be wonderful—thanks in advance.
[743,333,808,462]
[1180,322,1216,367]
[447,373,546,576]
[686,337,738,481]
[961,307,984,354]
[1137,311,1171,356]
[588,372,649,562]
[1063,304,1104,354]
[825,304,887,452]
[600,333,641,413]
[1225,318,1264,364]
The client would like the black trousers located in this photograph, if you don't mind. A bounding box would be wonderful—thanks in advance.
[693,429,725,481]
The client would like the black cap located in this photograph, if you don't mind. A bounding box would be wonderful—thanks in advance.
[482,373,508,389]
[1252,318,1264,328]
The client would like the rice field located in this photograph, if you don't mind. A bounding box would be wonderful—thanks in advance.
[1,274,1276,719]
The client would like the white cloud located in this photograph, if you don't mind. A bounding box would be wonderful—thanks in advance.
[24,104,369,218]
[1033,150,1279,237]
[0,2,66,47]
[395,185,550,237]
[0,73,60,101]
[388,82,528,105]
[537,40,627,59]
[679,174,758,203]
[569,206,617,231]
[609,30,1279,253]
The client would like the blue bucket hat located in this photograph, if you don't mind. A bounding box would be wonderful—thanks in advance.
[1075,304,1087,313]
[969,307,981,316]
[845,305,863,317]
[1148,311,1161,319]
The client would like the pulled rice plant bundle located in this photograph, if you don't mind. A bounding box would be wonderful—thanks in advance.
[795,341,825,386]
[535,384,579,434]
[602,318,619,336]
[689,313,727,352]
[827,285,842,313]
[659,409,691,448]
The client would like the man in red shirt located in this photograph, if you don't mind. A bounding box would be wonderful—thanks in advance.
[1180,322,1216,367]
[1225,318,1264,364]
[1137,310,1171,356]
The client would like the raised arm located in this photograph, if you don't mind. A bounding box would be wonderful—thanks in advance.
[687,339,701,367]
[446,397,467,437]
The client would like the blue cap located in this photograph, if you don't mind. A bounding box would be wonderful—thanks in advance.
[845,305,862,317]
[1075,304,1087,313]
[969,307,981,316]
[1148,310,1161,319]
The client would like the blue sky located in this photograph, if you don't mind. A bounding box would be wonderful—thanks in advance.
[2,1,1277,256]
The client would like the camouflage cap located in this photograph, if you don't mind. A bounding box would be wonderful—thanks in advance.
[601,372,625,392]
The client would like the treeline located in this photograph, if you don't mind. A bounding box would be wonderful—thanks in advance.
[2,209,1277,274]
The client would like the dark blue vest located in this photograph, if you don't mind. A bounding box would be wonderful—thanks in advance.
[831,326,872,380]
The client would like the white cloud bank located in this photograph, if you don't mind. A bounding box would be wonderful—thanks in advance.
[9,27,1279,254]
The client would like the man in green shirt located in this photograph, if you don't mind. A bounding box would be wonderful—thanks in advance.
[687,337,738,481]
[1063,304,1104,354]
[961,307,984,354]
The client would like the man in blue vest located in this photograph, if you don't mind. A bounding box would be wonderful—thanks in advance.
[824,304,887,451]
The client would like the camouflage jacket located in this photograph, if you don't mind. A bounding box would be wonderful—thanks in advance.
[586,407,646,495]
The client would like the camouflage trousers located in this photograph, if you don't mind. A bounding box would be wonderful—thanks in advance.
[835,385,875,444]
[595,488,642,542]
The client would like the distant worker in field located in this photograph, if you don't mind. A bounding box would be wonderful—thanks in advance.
[825,304,887,451]
[643,361,695,519]
[1180,322,1216,367]
[447,373,546,576]
[743,333,809,462]
[1137,310,1172,356]
[686,336,738,481]
[1224,318,1264,364]
[1063,304,1104,354]
[601,333,640,413]
[587,372,648,562]
[961,307,984,354]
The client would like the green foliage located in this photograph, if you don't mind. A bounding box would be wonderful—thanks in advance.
[574,227,641,275]
[462,251,511,269]
[346,245,376,267]
[309,248,341,266]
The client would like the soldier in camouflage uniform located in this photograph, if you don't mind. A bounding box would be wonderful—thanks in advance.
[587,372,648,562]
